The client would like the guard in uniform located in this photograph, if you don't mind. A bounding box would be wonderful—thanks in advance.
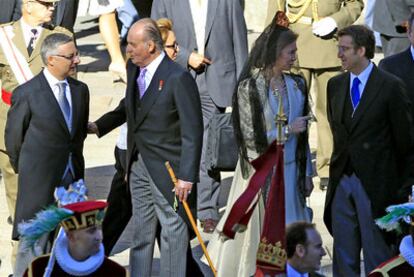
[0,0,72,272]
[276,0,363,189]
[23,201,128,277]
[369,201,414,276]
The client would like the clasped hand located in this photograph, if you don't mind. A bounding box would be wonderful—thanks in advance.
[188,52,212,71]
[289,116,311,134]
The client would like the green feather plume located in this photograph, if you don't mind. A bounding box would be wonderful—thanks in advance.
[375,203,414,233]
[18,205,73,251]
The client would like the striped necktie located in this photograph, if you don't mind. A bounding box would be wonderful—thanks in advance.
[27,29,38,56]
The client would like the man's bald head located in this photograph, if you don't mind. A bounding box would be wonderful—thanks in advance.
[130,19,164,52]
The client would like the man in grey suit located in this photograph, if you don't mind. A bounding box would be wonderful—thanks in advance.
[373,0,414,57]
[151,0,248,233]
[5,33,89,275]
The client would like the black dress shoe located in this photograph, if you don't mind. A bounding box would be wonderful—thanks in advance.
[319,178,329,191]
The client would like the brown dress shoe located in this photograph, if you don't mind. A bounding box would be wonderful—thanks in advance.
[201,219,218,233]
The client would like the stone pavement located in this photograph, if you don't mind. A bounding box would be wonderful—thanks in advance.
[0,12,383,277]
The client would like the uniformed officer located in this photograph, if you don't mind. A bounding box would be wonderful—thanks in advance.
[276,0,363,190]
[0,0,72,273]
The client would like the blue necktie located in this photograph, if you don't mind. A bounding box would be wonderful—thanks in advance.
[351,77,361,110]
[57,82,71,128]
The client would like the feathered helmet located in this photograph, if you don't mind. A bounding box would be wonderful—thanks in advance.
[17,179,107,251]
[375,202,414,233]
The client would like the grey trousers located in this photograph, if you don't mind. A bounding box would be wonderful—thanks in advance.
[195,73,221,221]
[331,174,394,277]
[129,156,189,277]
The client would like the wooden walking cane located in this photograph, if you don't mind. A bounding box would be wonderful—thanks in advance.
[165,161,217,277]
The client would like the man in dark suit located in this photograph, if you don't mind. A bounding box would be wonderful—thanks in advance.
[286,222,326,277]
[5,33,89,275]
[89,18,203,276]
[151,0,248,232]
[325,25,414,276]
[53,0,79,33]
[379,12,414,108]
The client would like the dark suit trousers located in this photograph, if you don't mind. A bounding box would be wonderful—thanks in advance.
[102,146,131,256]
[53,0,79,33]
[196,73,222,221]
[331,174,394,277]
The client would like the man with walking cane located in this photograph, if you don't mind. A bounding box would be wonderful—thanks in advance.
[88,18,204,277]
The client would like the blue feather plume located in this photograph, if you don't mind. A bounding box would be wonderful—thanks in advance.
[18,206,73,251]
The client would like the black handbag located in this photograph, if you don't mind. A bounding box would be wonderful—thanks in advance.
[205,113,238,171]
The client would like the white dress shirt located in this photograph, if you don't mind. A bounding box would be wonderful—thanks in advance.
[189,0,208,55]
[287,263,309,277]
[141,51,165,91]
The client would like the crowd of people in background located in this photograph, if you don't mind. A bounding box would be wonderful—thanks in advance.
[1,0,414,276]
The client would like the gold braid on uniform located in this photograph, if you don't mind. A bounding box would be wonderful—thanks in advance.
[287,0,308,8]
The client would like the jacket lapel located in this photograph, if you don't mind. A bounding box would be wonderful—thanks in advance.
[12,20,29,60]
[39,72,71,135]
[68,78,81,137]
[332,73,349,124]
[204,0,218,44]
[350,66,382,131]
[134,57,169,128]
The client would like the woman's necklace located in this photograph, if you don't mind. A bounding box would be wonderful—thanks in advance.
[270,75,285,96]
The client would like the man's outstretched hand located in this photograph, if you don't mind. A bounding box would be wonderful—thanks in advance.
[87,122,99,136]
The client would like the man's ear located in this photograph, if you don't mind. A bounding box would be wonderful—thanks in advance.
[47,55,54,67]
[295,244,306,258]
[147,40,156,54]
[357,46,366,58]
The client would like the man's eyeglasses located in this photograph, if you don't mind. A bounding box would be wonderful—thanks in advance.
[53,52,80,61]
[337,45,353,53]
[165,42,178,50]
[28,0,57,8]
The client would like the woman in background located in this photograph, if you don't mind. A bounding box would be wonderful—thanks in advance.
[156,18,178,60]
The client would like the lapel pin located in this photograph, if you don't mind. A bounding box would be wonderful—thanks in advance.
[159,80,164,91]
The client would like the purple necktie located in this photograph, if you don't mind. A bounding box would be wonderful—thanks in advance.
[137,68,147,99]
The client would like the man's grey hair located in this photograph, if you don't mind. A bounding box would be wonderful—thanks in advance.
[140,18,164,52]
[41,33,74,64]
